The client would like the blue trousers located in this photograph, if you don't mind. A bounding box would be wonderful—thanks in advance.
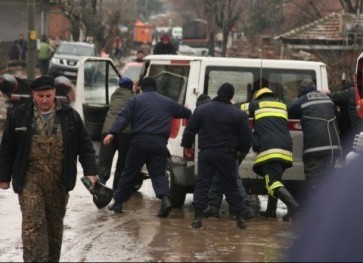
[114,135,170,202]
[208,171,251,209]
[193,148,244,213]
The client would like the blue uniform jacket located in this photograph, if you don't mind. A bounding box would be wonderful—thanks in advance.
[181,99,252,155]
[110,88,191,141]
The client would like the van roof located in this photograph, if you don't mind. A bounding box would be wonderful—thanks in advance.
[143,55,326,67]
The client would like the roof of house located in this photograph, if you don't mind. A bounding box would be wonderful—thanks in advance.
[276,12,363,41]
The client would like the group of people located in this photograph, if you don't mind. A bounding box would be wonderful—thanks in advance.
[0,71,361,261]
[7,33,54,76]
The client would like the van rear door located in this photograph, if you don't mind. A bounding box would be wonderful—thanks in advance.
[75,57,120,155]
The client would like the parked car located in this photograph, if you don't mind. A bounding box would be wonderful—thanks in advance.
[48,41,98,80]
[121,61,143,81]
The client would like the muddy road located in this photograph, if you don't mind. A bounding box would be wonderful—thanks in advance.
[0,165,298,262]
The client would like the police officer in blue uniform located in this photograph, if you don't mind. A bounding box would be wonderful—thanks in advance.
[182,83,252,229]
[104,77,191,217]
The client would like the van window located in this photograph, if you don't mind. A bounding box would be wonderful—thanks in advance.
[205,66,316,106]
[148,65,190,103]
[83,60,119,105]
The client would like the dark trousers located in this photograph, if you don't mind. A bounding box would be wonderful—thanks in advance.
[193,148,244,213]
[38,59,49,75]
[114,135,170,202]
[304,155,336,194]
[98,133,130,190]
[208,169,251,209]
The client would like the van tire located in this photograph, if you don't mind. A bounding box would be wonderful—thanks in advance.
[166,159,186,208]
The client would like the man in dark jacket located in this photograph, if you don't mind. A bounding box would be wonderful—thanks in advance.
[153,34,177,55]
[104,77,191,217]
[98,77,134,190]
[0,75,98,262]
[289,79,341,198]
[249,88,298,221]
[181,83,252,229]
[328,83,363,159]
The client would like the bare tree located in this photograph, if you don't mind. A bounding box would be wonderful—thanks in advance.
[214,0,242,57]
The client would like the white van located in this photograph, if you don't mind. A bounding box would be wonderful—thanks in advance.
[75,55,329,207]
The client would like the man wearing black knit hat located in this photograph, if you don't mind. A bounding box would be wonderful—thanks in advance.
[104,76,191,217]
[181,82,253,229]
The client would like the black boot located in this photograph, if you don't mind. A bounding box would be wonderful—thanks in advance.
[274,187,299,221]
[259,196,278,218]
[230,206,255,220]
[108,199,123,213]
[203,205,220,218]
[235,210,247,229]
[241,206,255,220]
[192,209,203,228]
[157,196,172,217]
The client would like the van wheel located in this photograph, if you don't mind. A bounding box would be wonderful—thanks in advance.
[166,159,186,208]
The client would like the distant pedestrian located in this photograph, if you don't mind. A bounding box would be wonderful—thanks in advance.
[134,49,145,62]
[182,83,252,229]
[104,77,191,217]
[8,40,21,61]
[0,75,99,262]
[113,36,123,60]
[153,34,177,55]
[18,33,28,61]
[37,35,53,75]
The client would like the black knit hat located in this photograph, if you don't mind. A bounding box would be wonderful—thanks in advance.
[30,75,55,91]
[217,82,234,100]
[140,77,157,91]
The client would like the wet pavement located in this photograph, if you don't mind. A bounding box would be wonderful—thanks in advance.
[0,164,298,262]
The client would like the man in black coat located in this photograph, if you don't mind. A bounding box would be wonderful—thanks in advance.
[328,82,363,158]
[182,83,252,229]
[153,34,177,55]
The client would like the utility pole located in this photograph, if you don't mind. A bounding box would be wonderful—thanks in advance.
[27,0,36,80]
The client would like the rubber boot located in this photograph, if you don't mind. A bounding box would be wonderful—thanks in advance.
[235,210,247,229]
[192,209,203,228]
[108,199,123,213]
[259,196,278,218]
[157,196,172,218]
[274,187,299,221]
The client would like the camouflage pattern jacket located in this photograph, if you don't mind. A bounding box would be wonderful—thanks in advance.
[0,100,98,193]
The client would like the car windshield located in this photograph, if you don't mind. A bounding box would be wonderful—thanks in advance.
[57,44,94,56]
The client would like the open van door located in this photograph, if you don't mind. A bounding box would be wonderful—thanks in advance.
[75,57,120,155]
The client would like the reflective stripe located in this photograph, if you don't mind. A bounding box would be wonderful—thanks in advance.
[264,175,284,196]
[240,103,249,114]
[301,99,334,109]
[255,148,293,164]
[303,145,341,154]
[259,101,287,110]
[255,108,288,120]
[268,181,284,196]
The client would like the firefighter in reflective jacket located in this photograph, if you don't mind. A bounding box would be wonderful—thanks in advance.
[248,88,299,221]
